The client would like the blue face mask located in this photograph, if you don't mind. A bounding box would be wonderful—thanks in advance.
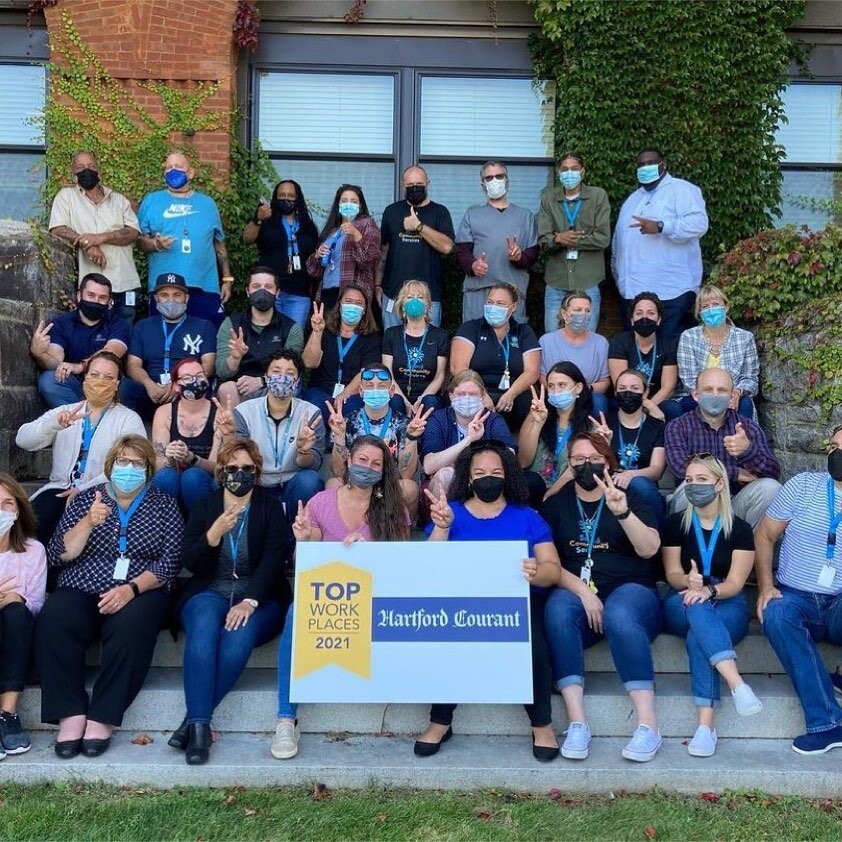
[484,304,509,327]
[340,303,364,325]
[700,305,727,328]
[165,169,189,190]
[548,390,576,411]
[559,170,582,189]
[110,464,147,494]
[362,388,390,410]
[636,163,661,185]
[338,202,359,220]
[403,297,427,319]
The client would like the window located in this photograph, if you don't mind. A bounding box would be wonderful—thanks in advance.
[0,62,46,221]
[776,83,842,229]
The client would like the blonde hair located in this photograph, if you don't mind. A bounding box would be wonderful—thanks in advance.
[448,369,486,394]
[558,289,592,328]
[694,284,730,320]
[395,279,432,323]
[681,454,734,538]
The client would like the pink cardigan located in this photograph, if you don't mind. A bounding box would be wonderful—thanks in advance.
[0,539,47,616]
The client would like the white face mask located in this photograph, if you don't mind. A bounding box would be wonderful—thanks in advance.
[0,510,17,537]
[485,177,507,200]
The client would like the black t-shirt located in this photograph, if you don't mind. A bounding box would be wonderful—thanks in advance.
[380,200,455,300]
[308,330,382,393]
[256,215,319,298]
[454,318,540,399]
[541,483,658,599]
[607,413,665,471]
[608,330,677,396]
[662,512,754,580]
[382,324,449,398]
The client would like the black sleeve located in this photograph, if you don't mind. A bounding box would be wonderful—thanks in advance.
[662,511,685,548]
[518,323,541,353]
[360,334,382,367]
[182,496,219,575]
[539,494,562,539]
[245,495,293,605]
[663,336,678,366]
[434,326,450,357]
[651,418,665,448]
[608,332,630,361]
[436,204,456,240]
[382,326,398,357]
[625,485,658,531]
[731,517,755,553]
[454,319,479,344]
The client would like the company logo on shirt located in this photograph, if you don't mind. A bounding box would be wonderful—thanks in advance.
[182,334,203,354]
[162,204,198,218]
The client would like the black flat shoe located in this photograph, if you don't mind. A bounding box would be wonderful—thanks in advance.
[185,723,212,766]
[532,735,560,762]
[54,738,83,759]
[168,718,189,750]
[81,737,111,757]
[413,726,453,757]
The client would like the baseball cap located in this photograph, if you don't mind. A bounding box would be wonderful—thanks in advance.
[153,272,189,293]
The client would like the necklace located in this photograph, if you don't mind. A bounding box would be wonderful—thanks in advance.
[704,325,729,356]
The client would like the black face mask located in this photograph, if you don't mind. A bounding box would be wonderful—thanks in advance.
[471,475,504,503]
[574,462,605,491]
[272,198,297,216]
[405,185,427,206]
[615,390,645,413]
[78,299,108,322]
[181,379,210,401]
[828,449,842,481]
[223,470,256,497]
[76,168,100,191]
[249,289,276,312]
[633,317,658,338]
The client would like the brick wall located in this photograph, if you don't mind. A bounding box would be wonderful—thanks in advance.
[44,0,238,180]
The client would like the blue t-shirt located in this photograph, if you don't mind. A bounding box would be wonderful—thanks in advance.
[137,189,224,292]
[50,310,130,363]
[128,315,216,381]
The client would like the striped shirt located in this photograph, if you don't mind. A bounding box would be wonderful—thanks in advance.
[767,472,842,595]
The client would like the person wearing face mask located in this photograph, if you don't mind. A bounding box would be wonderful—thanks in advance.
[456,161,539,323]
[665,367,781,529]
[539,290,611,417]
[37,435,182,759]
[541,433,662,763]
[376,166,455,329]
[0,475,46,758]
[216,266,304,409]
[612,147,709,345]
[16,351,145,549]
[171,439,292,765]
[242,179,319,329]
[538,152,611,334]
[137,151,231,327]
[151,357,221,511]
[272,435,411,759]
[608,291,679,422]
[122,273,217,421]
[755,425,842,756]
[451,282,540,430]
[31,273,131,408]
[48,151,141,324]
[675,284,759,420]
[305,184,381,308]
[662,455,761,758]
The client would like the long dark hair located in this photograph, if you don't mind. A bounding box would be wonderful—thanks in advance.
[325,284,379,336]
[0,473,38,554]
[342,435,409,541]
[271,178,318,241]
[540,361,593,451]
[319,183,370,240]
[449,440,529,505]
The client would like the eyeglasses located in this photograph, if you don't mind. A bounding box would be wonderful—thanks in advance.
[361,370,391,382]
[569,456,607,467]
[224,465,256,474]
[114,456,146,470]
[482,173,507,182]
[86,373,118,382]
[177,376,206,385]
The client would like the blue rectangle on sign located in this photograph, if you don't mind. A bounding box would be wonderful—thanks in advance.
[371,597,529,642]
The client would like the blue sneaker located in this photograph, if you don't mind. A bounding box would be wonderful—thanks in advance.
[830,671,842,697]
[561,722,591,760]
[622,724,662,762]
[792,725,842,756]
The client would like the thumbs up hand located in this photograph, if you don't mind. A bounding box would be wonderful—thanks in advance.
[687,559,705,591]
[724,421,750,458]
[87,489,111,528]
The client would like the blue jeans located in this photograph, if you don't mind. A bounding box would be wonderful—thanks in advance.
[265,470,324,515]
[381,294,443,329]
[276,292,311,330]
[763,584,842,733]
[38,369,83,408]
[660,398,685,422]
[623,291,695,348]
[591,391,609,418]
[678,395,756,421]
[277,603,296,719]
[181,590,282,724]
[545,284,601,334]
[301,387,335,429]
[545,583,662,691]
[663,587,749,707]
[627,476,666,529]
[119,378,157,422]
[152,466,217,511]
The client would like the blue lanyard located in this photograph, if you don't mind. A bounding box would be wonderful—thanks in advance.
[362,408,392,439]
[227,507,249,564]
[403,328,428,395]
[635,335,657,387]
[161,316,186,373]
[282,218,299,261]
[617,418,644,470]
[827,478,842,561]
[263,403,294,467]
[336,333,358,383]
[692,512,722,577]
[499,334,510,372]
[110,484,148,556]
[550,426,572,483]
[562,198,583,229]
[77,408,107,474]
[576,496,605,561]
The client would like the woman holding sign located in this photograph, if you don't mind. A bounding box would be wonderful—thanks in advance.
[36,435,182,759]
[271,435,410,760]
[541,432,662,763]
[661,454,761,758]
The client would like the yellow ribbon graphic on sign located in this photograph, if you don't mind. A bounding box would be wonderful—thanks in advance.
[293,562,372,679]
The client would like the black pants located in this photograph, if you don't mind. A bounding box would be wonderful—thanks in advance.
[0,602,35,693]
[32,489,68,549]
[429,591,553,729]
[35,588,168,726]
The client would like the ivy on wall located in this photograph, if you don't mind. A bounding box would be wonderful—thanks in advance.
[529,0,806,264]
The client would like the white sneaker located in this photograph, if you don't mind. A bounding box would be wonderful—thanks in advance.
[561,722,591,760]
[732,683,763,717]
[270,720,300,760]
[621,724,662,762]
[688,725,717,757]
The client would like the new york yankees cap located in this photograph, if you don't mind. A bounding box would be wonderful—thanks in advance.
[153,272,189,293]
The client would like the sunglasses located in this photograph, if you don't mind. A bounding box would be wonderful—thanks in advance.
[361,370,391,382]
[468,438,507,454]
[224,465,256,475]
[692,452,713,460]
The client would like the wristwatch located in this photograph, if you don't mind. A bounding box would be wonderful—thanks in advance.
[656,220,664,233]
[243,598,259,609]
[707,584,718,602]
[414,221,424,234]
[127,581,141,599]
[615,508,631,520]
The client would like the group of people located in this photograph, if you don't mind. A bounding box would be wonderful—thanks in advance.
[1,147,840,768]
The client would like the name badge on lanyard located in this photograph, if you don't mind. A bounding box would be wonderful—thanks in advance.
[820,477,842,589]
[160,315,186,385]
[576,496,604,594]
[112,484,148,580]
[335,333,358,397]
[563,198,582,261]
[498,334,511,391]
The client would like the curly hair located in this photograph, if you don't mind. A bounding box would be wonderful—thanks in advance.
[540,361,593,452]
[448,440,529,505]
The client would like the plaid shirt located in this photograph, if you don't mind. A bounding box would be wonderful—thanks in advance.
[676,325,759,396]
[306,215,381,301]
[664,408,780,491]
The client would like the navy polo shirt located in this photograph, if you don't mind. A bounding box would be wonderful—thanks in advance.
[128,314,216,381]
[49,310,130,364]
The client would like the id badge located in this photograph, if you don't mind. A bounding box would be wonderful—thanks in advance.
[113,556,130,581]
[292,255,301,271]
[181,238,192,254]
[385,297,395,313]
[567,249,579,261]
[125,290,136,306]
[818,564,836,589]
[332,382,344,399]
[498,371,511,391]
[579,564,591,584]
[159,372,172,386]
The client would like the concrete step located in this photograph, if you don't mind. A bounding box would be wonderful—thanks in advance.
[19,670,816,740]
[5,731,841,796]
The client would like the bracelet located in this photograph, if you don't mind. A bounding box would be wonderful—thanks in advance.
[406,432,422,441]
[251,215,262,226]
[189,452,199,467]
[221,276,234,284]
[127,581,141,599]
[708,583,719,602]
[615,508,631,520]
[414,222,424,234]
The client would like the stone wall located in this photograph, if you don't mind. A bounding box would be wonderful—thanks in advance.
[0,221,75,478]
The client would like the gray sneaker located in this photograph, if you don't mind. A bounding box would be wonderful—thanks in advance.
[561,722,591,760]
[0,712,31,755]
[270,719,300,760]
[621,724,662,762]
